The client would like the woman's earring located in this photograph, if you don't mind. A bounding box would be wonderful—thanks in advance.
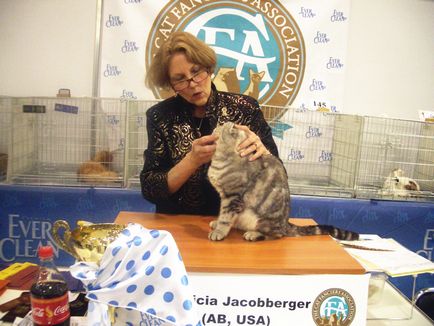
[174,92,178,97]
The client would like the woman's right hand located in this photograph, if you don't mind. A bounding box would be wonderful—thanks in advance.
[167,134,218,194]
[187,134,218,167]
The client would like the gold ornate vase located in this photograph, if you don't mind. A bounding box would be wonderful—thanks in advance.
[51,220,126,263]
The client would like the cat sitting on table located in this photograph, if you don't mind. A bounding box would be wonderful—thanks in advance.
[207,122,359,242]
[77,150,119,184]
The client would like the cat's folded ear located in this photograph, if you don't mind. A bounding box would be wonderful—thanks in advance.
[392,168,404,177]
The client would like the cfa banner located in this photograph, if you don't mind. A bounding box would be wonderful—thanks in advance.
[100,0,350,113]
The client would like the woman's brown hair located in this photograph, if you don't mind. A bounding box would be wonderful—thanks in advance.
[146,31,217,90]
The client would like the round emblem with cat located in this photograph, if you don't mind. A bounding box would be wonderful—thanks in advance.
[312,288,356,326]
[146,0,306,120]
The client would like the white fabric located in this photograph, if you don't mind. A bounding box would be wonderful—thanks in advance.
[70,223,201,326]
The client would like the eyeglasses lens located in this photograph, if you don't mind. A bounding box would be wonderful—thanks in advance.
[173,70,208,91]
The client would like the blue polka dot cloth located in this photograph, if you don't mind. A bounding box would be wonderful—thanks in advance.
[70,223,202,326]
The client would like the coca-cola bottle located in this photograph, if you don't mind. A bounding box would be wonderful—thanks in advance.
[30,246,70,326]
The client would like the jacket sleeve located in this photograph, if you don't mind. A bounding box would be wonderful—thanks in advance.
[139,111,172,203]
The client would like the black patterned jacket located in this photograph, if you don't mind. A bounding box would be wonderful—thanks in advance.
[140,84,279,215]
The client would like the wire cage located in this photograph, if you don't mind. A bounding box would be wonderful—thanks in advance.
[0,97,13,182]
[355,116,434,201]
[263,106,363,197]
[125,100,159,188]
[8,97,126,187]
[3,95,433,201]
[125,103,364,197]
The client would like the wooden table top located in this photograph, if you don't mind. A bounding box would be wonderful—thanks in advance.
[114,211,365,275]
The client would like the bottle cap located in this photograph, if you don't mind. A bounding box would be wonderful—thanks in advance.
[38,246,54,259]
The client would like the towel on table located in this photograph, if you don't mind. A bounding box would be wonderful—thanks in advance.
[70,223,201,326]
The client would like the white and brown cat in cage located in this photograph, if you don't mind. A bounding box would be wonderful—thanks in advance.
[380,168,420,197]
[77,150,119,184]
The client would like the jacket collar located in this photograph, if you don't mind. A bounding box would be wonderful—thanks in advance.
[205,83,219,118]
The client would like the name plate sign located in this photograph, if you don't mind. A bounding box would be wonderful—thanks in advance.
[190,273,369,326]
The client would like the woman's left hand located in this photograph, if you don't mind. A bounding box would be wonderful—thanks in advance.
[235,124,270,161]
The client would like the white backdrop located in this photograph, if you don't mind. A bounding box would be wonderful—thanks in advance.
[0,0,433,121]
[99,0,350,114]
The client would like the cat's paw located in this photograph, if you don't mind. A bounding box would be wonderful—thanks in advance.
[209,220,218,230]
[243,231,265,241]
[208,230,227,241]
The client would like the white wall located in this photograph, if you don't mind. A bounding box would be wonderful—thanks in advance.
[0,0,433,120]
[344,0,434,120]
[0,0,97,97]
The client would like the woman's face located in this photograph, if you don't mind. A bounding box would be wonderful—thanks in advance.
[168,52,212,108]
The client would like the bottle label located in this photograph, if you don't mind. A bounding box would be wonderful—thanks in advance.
[31,292,70,324]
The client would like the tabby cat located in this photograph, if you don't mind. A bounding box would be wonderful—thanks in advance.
[207,122,359,241]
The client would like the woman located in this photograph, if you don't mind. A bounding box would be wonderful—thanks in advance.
[140,31,279,215]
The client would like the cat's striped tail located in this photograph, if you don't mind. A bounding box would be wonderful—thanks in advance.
[287,224,359,240]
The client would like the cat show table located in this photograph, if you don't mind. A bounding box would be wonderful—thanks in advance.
[114,211,369,325]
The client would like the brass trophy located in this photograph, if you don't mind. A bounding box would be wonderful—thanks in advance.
[51,220,126,264]
[51,220,126,324]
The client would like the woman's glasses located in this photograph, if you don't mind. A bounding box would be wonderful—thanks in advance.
[171,70,209,91]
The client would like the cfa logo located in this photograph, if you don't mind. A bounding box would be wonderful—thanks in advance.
[146,0,306,120]
[312,288,356,326]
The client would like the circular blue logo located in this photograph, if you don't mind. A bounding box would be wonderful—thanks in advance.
[147,0,305,119]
